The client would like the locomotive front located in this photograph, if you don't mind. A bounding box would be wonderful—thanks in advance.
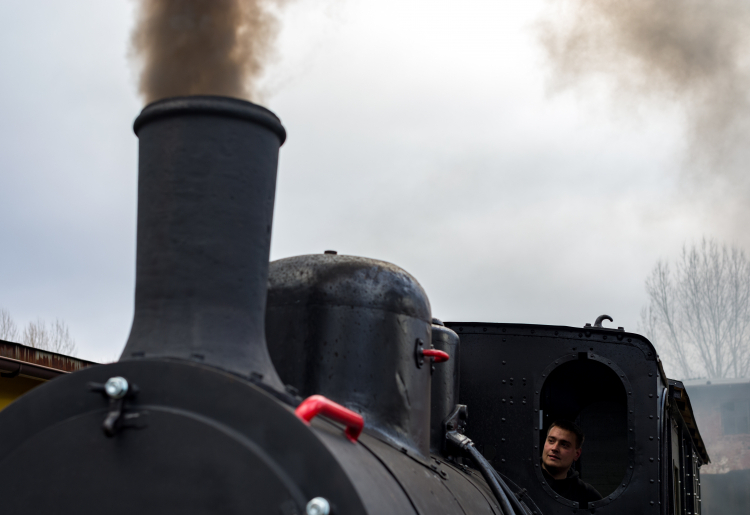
[0,96,525,514]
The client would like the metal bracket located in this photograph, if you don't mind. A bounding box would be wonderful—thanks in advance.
[443,404,468,454]
[89,376,147,437]
[415,338,425,368]
[416,338,450,369]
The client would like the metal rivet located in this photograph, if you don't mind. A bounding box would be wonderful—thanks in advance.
[306,497,331,515]
[104,377,129,399]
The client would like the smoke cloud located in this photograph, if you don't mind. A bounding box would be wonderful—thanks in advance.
[537,0,750,182]
[131,0,289,104]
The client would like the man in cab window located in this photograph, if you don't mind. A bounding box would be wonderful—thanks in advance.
[541,420,602,506]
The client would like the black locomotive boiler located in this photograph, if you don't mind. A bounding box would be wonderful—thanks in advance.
[0,96,708,515]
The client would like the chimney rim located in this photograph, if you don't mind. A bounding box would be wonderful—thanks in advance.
[133,95,286,144]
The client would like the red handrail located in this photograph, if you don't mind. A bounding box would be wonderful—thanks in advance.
[295,394,364,443]
[422,349,450,363]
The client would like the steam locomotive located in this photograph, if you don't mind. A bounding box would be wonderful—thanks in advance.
[0,96,708,514]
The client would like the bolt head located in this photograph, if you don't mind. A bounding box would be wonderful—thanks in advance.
[104,376,129,399]
[306,497,331,515]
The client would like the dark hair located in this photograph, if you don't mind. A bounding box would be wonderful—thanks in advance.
[547,420,585,449]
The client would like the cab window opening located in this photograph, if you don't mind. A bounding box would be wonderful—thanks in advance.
[540,359,628,499]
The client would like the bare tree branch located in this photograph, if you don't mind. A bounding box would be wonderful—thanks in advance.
[0,308,19,342]
[22,318,77,357]
[642,239,750,379]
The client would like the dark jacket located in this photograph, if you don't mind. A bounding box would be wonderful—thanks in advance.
[542,466,602,507]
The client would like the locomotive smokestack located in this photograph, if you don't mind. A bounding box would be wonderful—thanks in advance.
[120,95,286,388]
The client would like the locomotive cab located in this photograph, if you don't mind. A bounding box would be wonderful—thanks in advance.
[446,321,710,514]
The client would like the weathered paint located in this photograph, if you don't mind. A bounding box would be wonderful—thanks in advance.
[0,340,97,372]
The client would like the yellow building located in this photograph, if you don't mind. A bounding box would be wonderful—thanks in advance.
[0,339,97,410]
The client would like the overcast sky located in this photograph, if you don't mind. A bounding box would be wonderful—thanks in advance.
[0,0,729,364]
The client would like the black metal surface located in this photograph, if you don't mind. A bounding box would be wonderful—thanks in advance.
[311,420,418,514]
[120,96,285,388]
[441,458,502,515]
[356,432,470,515]
[266,253,433,457]
[0,360,366,514]
[431,320,461,452]
[447,322,664,514]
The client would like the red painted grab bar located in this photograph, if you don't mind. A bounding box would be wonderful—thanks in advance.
[295,394,364,443]
[422,349,450,363]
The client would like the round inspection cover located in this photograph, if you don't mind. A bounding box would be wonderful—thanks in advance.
[0,360,366,515]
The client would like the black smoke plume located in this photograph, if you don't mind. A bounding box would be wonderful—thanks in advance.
[131,0,290,104]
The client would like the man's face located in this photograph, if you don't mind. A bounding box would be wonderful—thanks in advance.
[542,426,581,476]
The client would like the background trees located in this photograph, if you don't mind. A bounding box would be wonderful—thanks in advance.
[0,307,77,356]
[640,239,750,380]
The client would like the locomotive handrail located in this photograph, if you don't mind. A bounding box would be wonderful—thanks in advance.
[421,349,450,363]
[295,394,364,443]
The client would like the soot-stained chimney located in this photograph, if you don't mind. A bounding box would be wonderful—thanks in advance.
[120,96,286,389]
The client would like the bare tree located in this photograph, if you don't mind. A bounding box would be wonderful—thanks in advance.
[0,308,19,342]
[640,239,750,379]
[22,319,77,357]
